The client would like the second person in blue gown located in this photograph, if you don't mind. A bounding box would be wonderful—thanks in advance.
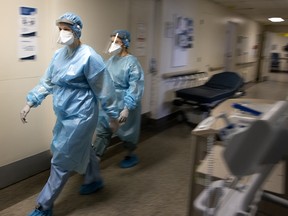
[92,30,144,168]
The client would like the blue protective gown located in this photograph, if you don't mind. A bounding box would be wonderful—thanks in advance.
[27,44,119,174]
[94,54,144,156]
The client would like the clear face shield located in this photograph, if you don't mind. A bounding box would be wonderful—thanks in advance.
[105,33,122,55]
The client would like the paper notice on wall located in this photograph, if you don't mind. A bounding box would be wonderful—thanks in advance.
[18,7,37,60]
[171,15,194,67]
[18,37,37,60]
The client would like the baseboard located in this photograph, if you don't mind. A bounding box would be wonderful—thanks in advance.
[141,112,180,131]
[0,151,51,189]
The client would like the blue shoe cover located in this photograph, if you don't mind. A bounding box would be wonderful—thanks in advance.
[79,179,104,195]
[28,208,52,216]
[119,154,139,168]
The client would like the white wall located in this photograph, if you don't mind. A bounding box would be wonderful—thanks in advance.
[0,0,263,184]
[150,0,200,119]
[128,0,155,114]
[234,19,261,82]
[150,0,262,119]
[0,0,130,168]
[1,0,54,167]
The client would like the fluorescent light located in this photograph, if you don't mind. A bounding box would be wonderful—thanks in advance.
[268,17,284,22]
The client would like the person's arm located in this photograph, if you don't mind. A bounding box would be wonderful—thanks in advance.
[84,54,119,129]
[123,58,145,110]
[20,57,55,123]
[26,68,54,107]
[118,58,144,123]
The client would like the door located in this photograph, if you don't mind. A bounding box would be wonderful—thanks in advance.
[128,0,156,114]
[224,21,237,72]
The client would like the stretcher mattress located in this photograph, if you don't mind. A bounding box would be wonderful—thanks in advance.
[175,71,244,104]
[176,86,236,103]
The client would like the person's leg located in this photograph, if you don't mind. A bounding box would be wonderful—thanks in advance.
[28,162,71,216]
[119,141,139,168]
[123,141,137,155]
[92,116,113,158]
[117,107,141,168]
[79,148,104,195]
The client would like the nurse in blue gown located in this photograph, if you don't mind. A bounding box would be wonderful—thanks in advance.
[93,30,144,168]
[20,12,119,216]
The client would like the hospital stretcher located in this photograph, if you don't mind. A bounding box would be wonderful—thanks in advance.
[192,100,288,216]
[173,71,244,124]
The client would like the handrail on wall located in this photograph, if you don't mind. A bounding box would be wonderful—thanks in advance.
[162,70,205,79]
[236,61,257,66]
[209,66,224,72]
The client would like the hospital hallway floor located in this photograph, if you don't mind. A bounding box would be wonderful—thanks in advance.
[1,80,288,216]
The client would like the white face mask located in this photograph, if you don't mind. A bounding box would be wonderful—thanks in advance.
[57,30,74,45]
[108,42,122,55]
[107,33,122,55]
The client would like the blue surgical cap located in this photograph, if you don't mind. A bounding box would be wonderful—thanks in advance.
[112,30,131,48]
[56,12,83,38]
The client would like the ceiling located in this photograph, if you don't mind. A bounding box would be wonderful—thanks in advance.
[211,0,288,25]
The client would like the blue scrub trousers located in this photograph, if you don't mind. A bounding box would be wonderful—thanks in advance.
[37,148,102,210]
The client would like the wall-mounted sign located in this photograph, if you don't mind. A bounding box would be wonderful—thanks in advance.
[18,7,37,60]
[171,15,193,67]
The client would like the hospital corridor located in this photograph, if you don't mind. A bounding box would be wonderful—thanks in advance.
[2,0,288,216]
[1,80,288,216]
